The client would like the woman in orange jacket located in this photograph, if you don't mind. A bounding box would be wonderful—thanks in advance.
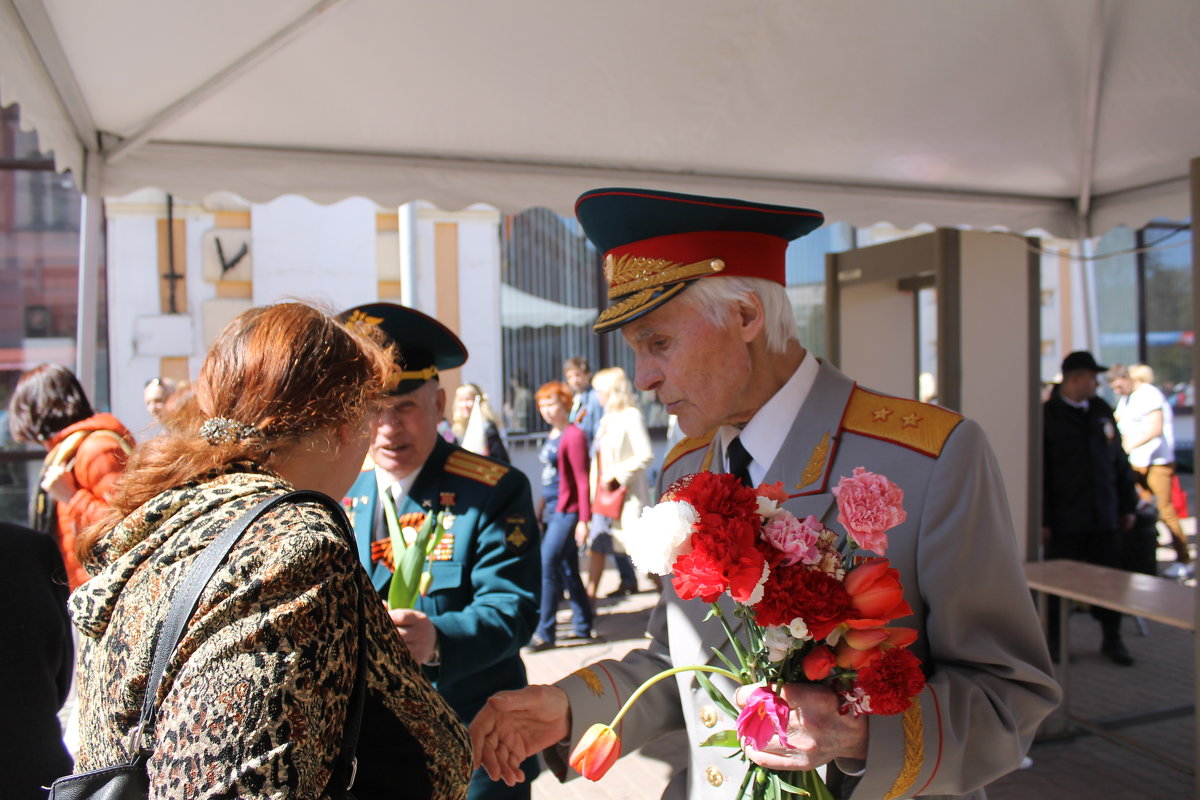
[8,364,135,590]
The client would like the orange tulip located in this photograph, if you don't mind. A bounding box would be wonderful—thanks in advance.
[843,558,912,622]
[836,626,920,670]
[569,724,622,781]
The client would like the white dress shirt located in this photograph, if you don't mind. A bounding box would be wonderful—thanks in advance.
[718,353,818,486]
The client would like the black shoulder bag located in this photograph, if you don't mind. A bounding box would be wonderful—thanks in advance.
[48,490,368,799]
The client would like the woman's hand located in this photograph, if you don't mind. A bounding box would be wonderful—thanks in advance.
[470,685,571,785]
[575,519,590,547]
[41,464,78,504]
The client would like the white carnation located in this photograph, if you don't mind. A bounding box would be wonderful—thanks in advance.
[624,501,697,575]
[763,626,794,663]
[755,495,781,522]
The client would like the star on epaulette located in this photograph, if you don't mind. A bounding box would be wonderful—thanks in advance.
[901,413,922,429]
[872,407,893,422]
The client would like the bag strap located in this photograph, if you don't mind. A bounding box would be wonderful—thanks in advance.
[129,490,368,793]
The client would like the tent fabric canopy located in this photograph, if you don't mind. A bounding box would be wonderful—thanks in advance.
[3,0,1197,236]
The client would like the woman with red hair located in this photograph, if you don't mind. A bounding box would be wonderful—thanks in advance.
[66,302,471,799]
[527,380,595,650]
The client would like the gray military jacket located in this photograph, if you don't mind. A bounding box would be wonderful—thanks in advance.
[548,360,1059,800]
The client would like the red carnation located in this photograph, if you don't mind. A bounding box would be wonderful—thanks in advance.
[754,562,853,639]
[854,646,927,716]
[667,472,769,603]
[673,520,767,603]
[674,472,761,523]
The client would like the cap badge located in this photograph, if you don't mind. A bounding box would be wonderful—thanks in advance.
[603,253,726,299]
[343,309,384,335]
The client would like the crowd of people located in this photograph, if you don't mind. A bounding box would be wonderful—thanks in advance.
[5,185,1195,800]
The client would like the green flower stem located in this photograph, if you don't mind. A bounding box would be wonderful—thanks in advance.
[710,603,754,679]
[610,665,742,729]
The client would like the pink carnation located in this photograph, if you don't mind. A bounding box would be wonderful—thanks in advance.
[761,512,823,566]
[832,467,906,555]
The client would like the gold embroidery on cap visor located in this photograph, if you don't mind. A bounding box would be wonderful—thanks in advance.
[594,284,689,332]
[594,254,727,332]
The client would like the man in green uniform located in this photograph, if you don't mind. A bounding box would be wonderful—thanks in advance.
[341,302,540,800]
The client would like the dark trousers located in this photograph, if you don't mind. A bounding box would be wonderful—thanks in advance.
[1044,529,1125,644]
[535,510,593,643]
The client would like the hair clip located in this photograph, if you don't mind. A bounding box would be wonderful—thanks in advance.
[199,417,260,445]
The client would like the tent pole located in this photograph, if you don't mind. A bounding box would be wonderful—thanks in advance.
[399,201,418,307]
[74,151,104,404]
[1189,155,1199,800]
[1075,0,1107,240]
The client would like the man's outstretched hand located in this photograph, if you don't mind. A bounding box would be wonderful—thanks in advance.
[470,685,572,786]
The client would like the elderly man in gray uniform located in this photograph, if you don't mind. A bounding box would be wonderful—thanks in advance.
[470,188,1060,799]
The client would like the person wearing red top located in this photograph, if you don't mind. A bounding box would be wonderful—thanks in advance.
[527,381,595,650]
[8,364,135,590]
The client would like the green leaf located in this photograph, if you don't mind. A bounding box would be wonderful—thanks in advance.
[735,764,756,800]
[775,774,812,797]
[790,770,835,800]
[694,670,740,720]
[711,647,741,674]
[388,510,439,610]
[699,730,740,748]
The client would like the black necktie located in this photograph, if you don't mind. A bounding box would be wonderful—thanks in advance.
[726,436,753,487]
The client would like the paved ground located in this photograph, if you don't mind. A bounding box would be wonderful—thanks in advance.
[524,556,1196,800]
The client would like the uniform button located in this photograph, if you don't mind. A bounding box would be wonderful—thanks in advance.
[705,766,724,787]
[698,705,719,728]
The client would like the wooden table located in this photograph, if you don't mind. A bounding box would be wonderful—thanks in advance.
[1023,560,1196,782]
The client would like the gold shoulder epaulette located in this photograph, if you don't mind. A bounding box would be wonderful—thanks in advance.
[842,386,962,458]
[445,450,509,486]
[360,453,376,472]
[662,429,717,472]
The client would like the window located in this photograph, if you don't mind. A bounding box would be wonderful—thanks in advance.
[0,103,91,523]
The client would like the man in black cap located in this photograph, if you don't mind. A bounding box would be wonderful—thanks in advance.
[1043,350,1139,665]
[471,188,1059,800]
[340,302,541,800]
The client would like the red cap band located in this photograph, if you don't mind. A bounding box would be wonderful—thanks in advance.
[607,230,787,290]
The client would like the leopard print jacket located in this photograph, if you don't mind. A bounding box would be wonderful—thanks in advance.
[70,469,471,799]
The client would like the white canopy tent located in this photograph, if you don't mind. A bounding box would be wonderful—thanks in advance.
[5,6,1199,781]
[2,0,1198,389]
[3,0,1197,237]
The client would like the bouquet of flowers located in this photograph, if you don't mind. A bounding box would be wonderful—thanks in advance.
[568,468,925,799]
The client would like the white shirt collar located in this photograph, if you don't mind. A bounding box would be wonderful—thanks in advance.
[719,353,817,486]
[1060,394,1089,411]
[375,464,423,507]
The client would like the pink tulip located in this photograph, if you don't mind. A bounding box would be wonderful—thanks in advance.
[736,686,792,750]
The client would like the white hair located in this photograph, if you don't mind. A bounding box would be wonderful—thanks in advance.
[676,276,799,354]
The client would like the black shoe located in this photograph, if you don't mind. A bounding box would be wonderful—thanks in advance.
[523,637,555,653]
[1101,639,1134,666]
[605,584,637,598]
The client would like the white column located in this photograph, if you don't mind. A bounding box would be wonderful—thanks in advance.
[74,153,103,403]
